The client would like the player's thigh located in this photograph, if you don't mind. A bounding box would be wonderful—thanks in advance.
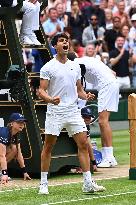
[98,82,119,112]
[66,110,87,137]
[45,112,65,136]
[73,131,88,149]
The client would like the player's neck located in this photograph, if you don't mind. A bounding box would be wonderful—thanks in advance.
[56,54,68,64]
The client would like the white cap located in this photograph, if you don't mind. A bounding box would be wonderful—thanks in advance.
[131,13,136,21]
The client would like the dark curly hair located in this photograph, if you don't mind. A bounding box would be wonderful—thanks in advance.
[51,33,69,47]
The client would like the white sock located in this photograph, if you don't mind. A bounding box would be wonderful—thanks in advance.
[101,148,106,159]
[102,147,114,160]
[83,171,92,185]
[41,172,48,184]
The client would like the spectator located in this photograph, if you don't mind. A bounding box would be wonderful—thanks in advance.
[84,42,110,67]
[68,0,87,45]
[81,0,106,28]
[128,13,136,49]
[78,0,92,11]
[128,0,136,19]
[82,14,105,46]
[128,14,136,87]
[65,0,71,14]
[113,0,131,27]
[99,0,108,10]
[104,16,122,52]
[107,0,118,14]
[48,0,64,10]
[92,0,106,28]
[105,8,113,30]
[40,10,48,24]
[84,43,102,60]
[56,2,68,27]
[131,47,136,87]
[0,0,41,45]
[71,39,85,57]
[121,25,130,50]
[0,113,31,184]
[109,35,131,89]
[42,8,65,40]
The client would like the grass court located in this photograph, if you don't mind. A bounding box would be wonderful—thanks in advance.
[0,130,135,205]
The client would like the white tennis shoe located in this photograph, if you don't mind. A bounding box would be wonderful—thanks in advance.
[39,183,49,195]
[82,181,106,193]
[97,157,118,168]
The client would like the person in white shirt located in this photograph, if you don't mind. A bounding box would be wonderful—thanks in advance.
[9,0,41,45]
[74,56,119,168]
[38,33,105,195]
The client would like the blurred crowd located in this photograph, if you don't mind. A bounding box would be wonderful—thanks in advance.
[23,0,136,89]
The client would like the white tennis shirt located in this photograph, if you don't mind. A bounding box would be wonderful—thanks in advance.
[74,56,116,91]
[40,58,81,111]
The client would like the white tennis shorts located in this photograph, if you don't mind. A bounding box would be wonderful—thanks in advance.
[98,81,119,113]
[45,108,87,136]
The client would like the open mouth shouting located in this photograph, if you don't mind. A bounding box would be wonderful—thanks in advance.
[63,45,69,52]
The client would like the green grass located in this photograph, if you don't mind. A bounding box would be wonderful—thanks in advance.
[96,130,130,165]
[0,130,132,205]
[0,178,136,205]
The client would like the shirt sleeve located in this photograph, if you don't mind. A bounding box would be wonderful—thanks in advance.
[40,66,52,80]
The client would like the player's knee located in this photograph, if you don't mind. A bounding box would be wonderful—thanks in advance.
[98,118,108,127]
[78,139,88,151]
[42,143,55,154]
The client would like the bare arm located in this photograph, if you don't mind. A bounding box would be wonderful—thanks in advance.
[38,79,60,105]
[76,80,95,101]
[16,143,25,168]
[0,143,8,184]
[110,48,124,66]
[16,143,31,180]
[0,143,7,170]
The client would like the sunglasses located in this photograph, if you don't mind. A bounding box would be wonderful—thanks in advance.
[91,18,98,21]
